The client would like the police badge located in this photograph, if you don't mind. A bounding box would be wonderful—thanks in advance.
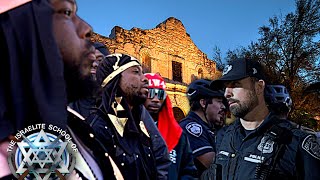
[186,122,202,137]
[257,136,275,153]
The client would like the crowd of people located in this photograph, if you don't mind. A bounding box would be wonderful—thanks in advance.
[1,0,320,179]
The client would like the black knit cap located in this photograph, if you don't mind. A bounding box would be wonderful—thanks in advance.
[93,42,110,56]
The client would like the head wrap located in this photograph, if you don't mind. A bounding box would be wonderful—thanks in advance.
[96,54,146,136]
[144,73,182,151]
[0,0,67,140]
[145,73,166,90]
[97,54,140,87]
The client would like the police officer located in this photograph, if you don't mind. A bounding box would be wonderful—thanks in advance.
[265,84,293,120]
[210,58,320,179]
[179,79,226,177]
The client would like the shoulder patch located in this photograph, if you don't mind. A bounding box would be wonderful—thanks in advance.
[186,122,202,137]
[302,135,320,160]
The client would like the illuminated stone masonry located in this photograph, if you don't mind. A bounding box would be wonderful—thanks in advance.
[92,17,221,120]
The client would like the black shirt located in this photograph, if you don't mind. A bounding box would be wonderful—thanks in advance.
[179,112,216,176]
[216,113,320,180]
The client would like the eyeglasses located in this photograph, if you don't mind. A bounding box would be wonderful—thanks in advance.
[147,89,166,100]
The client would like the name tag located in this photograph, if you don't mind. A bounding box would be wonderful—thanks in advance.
[219,150,230,156]
[0,0,32,14]
[244,154,265,163]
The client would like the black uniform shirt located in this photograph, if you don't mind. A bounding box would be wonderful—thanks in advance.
[179,112,216,175]
[216,113,320,180]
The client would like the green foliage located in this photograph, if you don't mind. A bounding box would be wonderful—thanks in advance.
[290,109,320,131]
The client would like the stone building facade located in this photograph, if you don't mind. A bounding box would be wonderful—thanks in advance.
[92,17,220,121]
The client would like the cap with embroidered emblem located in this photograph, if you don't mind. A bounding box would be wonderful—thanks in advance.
[210,58,266,89]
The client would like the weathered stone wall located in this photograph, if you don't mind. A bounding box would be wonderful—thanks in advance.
[91,17,220,118]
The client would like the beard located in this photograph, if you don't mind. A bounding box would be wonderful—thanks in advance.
[118,80,148,107]
[229,90,258,118]
[118,89,146,107]
[121,89,147,107]
[130,91,147,106]
[64,64,100,103]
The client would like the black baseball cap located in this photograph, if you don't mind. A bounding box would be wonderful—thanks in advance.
[210,58,266,89]
[187,79,224,102]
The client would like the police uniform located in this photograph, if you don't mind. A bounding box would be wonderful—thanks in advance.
[216,113,320,180]
[180,111,216,175]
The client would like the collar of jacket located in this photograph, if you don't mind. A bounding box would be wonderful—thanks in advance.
[187,111,211,128]
[230,112,282,139]
[125,105,142,135]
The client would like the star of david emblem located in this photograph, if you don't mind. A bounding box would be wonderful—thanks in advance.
[16,129,69,179]
[31,146,53,168]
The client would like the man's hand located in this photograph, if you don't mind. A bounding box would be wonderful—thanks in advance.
[0,140,11,178]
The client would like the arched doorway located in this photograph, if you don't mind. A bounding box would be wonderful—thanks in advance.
[173,107,185,122]
[141,54,151,73]
[198,68,203,79]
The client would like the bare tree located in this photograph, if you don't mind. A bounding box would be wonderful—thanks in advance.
[223,0,320,129]
[212,45,224,71]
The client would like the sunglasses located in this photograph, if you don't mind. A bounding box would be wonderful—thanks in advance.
[147,88,166,100]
